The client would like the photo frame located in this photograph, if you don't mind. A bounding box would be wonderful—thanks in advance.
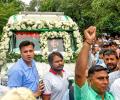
[47,39,64,52]
[13,32,40,53]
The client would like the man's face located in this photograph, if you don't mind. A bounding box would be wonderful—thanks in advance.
[20,45,34,63]
[51,55,64,71]
[90,71,109,94]
[99,54,103,59]
[50,40,58,48]
[104,54,118,70]
[94,46,100,52]
[111,45,117,51]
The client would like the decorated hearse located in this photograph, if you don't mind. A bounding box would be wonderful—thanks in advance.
[0,12,82,82]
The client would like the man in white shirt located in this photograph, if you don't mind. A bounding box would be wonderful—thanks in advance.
[110,78,120,100]
[42,52,70,100]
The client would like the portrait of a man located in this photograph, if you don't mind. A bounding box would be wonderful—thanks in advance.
[48,39,64,52]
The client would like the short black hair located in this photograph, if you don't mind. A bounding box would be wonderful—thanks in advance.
[19,41,35,50]
[110,41,118,46]
[48,51,63,67]
[99,50,105,55]
[88,65,108,77]
[103,49,118,59]
[102,42,110,48]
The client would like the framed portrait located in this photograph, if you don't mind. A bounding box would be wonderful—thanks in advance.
[48,39,64,52]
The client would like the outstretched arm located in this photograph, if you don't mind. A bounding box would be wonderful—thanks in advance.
[75,26,96,87]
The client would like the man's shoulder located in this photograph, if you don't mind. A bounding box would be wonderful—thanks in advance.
[8,60,23,73]
[105,91,114,100]
[74,81,89,90]
[109,70,120,79]
[111,78,120,87]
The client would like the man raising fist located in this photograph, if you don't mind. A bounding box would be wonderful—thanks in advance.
[74,26,114,100]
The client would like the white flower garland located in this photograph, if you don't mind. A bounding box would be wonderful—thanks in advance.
[0,19,83,65]
[40,31,73,60]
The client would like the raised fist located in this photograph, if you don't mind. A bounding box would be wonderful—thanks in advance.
[84,26,96,44]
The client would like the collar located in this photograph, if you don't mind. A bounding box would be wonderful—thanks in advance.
[89,85,99,98]
[19,58,35,71]
[89,84,109,99]
[49,68,65,75]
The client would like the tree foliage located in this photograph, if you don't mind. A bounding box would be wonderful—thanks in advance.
[1,0,120,35]
[37,0,120,34]
[27,0,38,11]
[91,0,120,33]
[0,0,24,35]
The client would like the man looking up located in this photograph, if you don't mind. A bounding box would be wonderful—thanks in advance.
[74,26,114,100]
[7,41,44,98]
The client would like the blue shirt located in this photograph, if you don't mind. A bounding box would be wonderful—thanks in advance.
[7,58,39,92]
[96,59,106,68]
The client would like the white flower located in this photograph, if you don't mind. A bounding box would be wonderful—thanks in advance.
[0,60,4,65]
[0,52,6,58]
[64,26,70,30]
[21,24,26,29]
[8,31,13,37]
[12,59,15,62]
[27,20,34,25]
[1,19,83,62]
[54,22,62,28]
[3,34,8,38]
[5,44,9,49]
[32,25,37,29]
[73,25,78,30]
[15,25,21,30]
[27,26,31,30]
[38,25,42,29]
[48,25,53,29]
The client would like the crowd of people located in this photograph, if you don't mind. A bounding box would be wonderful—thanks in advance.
[75,26,120,100]
[0,26,119,100]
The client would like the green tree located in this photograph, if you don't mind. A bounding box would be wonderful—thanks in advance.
[91,0,120,34]
[40,0,93,32]
[0,0,24,35]
[27,0,39,11]
[28,0,120,34]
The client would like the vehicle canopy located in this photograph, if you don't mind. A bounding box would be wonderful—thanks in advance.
[0,12,82,74]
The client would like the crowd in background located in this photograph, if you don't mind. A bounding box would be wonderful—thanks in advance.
[0,29,119,100]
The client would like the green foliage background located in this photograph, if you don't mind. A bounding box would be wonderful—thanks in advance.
[0,0,120,36]
[0,0,24,37]
[28,0,120,34]
[0,0,119,64]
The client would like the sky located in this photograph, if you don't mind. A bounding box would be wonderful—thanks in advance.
[20,0,31,5]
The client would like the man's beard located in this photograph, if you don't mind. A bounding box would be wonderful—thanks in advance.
[107,64,117,72]
[52,66,64,72]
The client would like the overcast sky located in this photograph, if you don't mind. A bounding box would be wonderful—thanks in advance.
[20,0,31,5]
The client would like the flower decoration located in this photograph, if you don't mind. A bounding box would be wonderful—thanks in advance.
[40,31,72,60]
[0,18,83,67]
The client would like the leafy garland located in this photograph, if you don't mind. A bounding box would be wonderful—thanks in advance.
[0,19,83,67]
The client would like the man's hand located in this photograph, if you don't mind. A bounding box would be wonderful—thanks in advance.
[84,26,96,44]
[34,81,45,97]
